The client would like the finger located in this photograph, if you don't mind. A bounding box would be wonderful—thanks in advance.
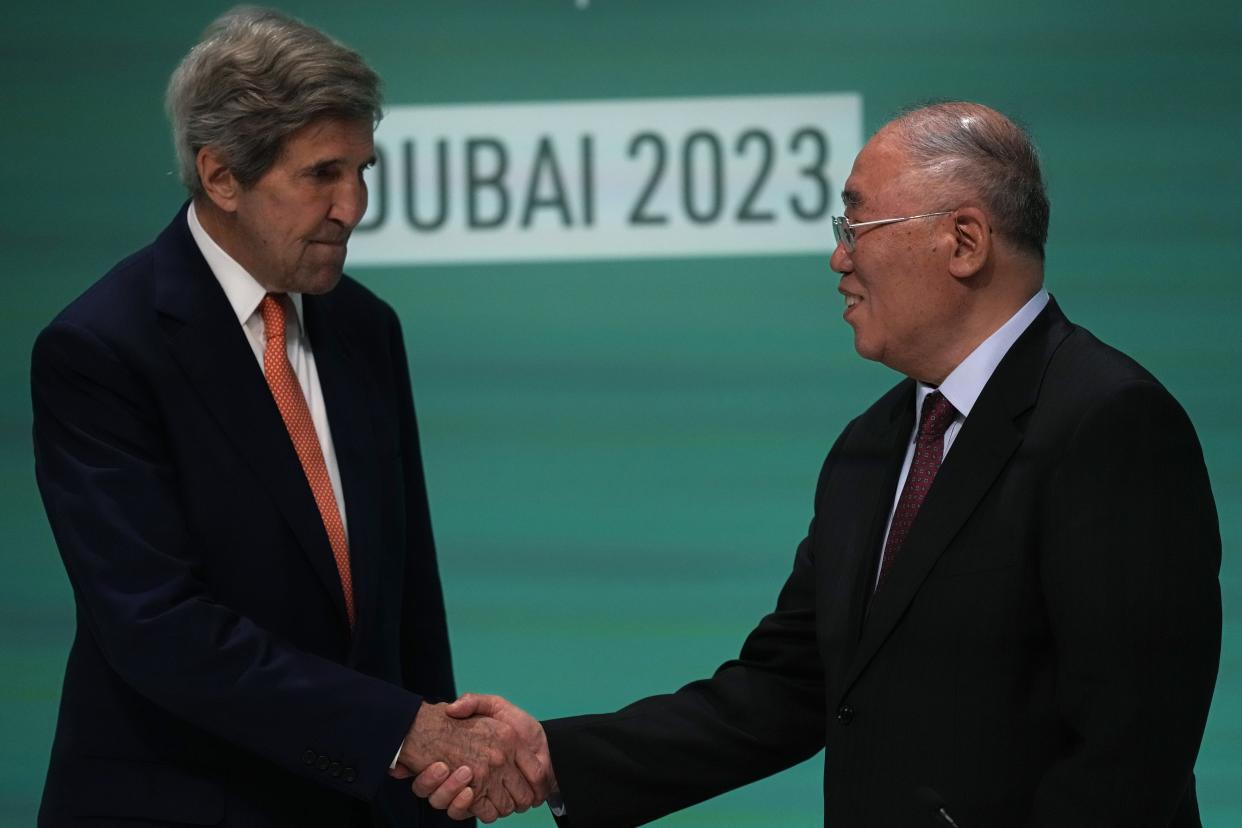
[446,786,475,821]
[447,692,507,719]
[473,796,500,824]
[484,774,517,817]
[501,766,537,812]
[444,693,482,718]
[410,762,450,797]
[422,764,469,809]
[514,750,550,800]
[389,763,413,780]
[429,765,473,810]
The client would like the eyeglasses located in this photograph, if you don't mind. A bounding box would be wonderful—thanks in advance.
[831,211,953,252]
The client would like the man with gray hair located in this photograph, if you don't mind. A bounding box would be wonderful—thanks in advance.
[418,102,1222,826]
[32,7,545,826]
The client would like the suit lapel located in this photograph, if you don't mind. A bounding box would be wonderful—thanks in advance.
[303,292,386,654]
[153,208,351,629]
[846,386,916,644]
[840,299,1074,695]
[811,381,915,695]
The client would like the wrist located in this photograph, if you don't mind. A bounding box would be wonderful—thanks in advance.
[400,701,445,771]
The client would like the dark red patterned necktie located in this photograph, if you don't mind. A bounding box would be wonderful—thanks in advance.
[877,391,958,587]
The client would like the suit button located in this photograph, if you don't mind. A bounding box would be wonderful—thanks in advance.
[329,762,342,777]
[317,755,331,771]
[343,766,357,783]
[302,749,316,766]
[835,704,855,725]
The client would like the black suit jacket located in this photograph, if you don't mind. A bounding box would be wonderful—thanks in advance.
[33,206,467,827]
[544,299,1221,827]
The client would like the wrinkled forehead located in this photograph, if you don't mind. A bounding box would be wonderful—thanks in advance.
[277,116,376,163]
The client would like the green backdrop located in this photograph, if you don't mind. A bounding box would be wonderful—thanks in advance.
[2,2,1238,825]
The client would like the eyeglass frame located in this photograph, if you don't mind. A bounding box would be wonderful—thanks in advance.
[831,211,953,252]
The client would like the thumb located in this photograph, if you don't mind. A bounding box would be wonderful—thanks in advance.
[444,693,486,718]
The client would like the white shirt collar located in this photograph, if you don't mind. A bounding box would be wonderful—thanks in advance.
[916,288,1050,420]
[186,201,305,331]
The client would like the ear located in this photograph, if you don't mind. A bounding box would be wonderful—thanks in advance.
[196,146,242,213]
[947,206,990,279]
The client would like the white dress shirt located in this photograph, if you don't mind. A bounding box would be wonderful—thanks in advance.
[874,289,1050,587]
[186,203,349,540]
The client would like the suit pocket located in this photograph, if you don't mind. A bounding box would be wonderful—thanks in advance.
[69,756,223,824]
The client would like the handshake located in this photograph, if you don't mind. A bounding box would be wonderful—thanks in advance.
[392,694,556,823]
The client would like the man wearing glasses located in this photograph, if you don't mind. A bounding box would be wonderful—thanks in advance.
[414,101,1221,827]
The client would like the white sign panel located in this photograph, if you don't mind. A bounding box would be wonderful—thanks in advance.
[348,93,863,266]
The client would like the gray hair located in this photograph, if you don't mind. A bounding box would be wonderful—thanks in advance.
[888,101,1049,260]
[166,6,382,196]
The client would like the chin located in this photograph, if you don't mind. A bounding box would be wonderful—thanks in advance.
[299,269,345,295]
[851,334,884,363]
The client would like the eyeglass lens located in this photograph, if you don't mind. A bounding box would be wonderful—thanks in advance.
[832,218,854,252]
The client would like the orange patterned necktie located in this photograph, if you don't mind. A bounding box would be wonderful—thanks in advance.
[259,294,355,627]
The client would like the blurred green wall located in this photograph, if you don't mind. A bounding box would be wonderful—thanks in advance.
[1,2,1238,825]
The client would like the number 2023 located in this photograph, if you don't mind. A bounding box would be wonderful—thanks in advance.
[626,127,832,226]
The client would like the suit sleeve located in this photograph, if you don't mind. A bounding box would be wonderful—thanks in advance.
[32,320,423,801]
[541,431,851,828]
[1032,380,1221,827]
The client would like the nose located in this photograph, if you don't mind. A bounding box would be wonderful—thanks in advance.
[829,239,852,274]
[330,173,369,230]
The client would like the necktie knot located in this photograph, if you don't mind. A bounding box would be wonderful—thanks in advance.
[918,391,957,441]
[259,294,287,345]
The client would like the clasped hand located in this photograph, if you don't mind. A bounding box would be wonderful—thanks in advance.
[394,694,555,823]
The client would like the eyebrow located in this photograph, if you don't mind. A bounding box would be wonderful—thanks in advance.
[302,155,377,173]
[841,189,864,210]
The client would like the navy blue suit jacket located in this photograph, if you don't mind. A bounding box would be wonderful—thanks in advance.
[33,206,465,827]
